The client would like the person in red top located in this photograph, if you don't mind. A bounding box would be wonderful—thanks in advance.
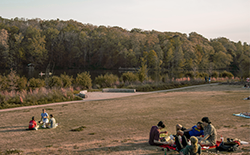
[29,116,39,130]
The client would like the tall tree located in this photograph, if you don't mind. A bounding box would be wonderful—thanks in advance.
[0,29,9,67]
[23,26,47,67]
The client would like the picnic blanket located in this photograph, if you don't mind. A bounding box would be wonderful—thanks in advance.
[233,113,250,119]
[160,141,222,151]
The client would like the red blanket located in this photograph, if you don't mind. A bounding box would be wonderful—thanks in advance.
[160,141,222,151]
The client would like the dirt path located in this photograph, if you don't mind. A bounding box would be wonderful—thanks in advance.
[0,83,218,113]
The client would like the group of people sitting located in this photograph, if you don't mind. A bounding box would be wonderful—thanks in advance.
[241,112,250,116]
[28,109,58,130]
[149,117,217,155]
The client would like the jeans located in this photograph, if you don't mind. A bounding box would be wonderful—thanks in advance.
[175,135,188,152]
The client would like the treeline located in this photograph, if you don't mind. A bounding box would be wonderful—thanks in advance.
[0,17,249,78]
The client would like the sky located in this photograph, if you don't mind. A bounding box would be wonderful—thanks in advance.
[1,0,250,43]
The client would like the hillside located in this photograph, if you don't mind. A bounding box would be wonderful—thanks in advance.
[0,17,249,78]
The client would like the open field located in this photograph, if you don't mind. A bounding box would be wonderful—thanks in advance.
[0,84,249,154]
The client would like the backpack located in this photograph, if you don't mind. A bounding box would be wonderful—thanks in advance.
[216,141,239,152]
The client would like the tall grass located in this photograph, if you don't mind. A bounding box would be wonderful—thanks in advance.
[0,87,82,109]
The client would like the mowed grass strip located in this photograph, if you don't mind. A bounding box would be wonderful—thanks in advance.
[0,85,249,154]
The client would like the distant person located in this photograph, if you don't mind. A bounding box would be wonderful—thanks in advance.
[176,122,204,139]
[29,116,39,130]
[199,117,217,146]
[243,84,249,88]
[242,112,250,116]
[175,135,202,155]
[243,96,250,100]
[48,114,58,129]
[149,121,169,145]
[39,109,49,128]
[205,76,207,83]
[208,77,211,83]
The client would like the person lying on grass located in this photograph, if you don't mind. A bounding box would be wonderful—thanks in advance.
[243,96,250,100]
[39,109,49,128]
[176,122,204,139]
[149,121,169,145]
[242,112,250,116]
[47,114,58,129]
[174,135,201,155]
[29,116,39,130]
[198,117,217,146]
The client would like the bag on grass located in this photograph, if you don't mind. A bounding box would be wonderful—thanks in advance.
[216,141,239,152]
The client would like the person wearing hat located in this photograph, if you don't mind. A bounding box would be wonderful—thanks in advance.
[199,117,217,146]
[149,121,169,145]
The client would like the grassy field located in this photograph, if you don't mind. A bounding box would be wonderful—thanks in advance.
[0,84,249,155]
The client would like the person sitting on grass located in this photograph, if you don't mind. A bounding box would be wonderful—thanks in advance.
[48,114,58,129]
[175,135,201,155]
[149,121,169,145]
[198,117,217,146]
[243,84,249,88]
[176,122,204,139]
[39,109,49,128]
[29,116,39,130]
[243,96,250,100]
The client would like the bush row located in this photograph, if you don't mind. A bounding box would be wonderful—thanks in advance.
[0,70,92,92]
[183,71,233,78]
[0,70,236,92]
[127,79,206,92]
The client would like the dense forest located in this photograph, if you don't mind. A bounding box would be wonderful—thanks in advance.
[0,17,249,78]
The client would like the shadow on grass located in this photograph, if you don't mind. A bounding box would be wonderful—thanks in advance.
[0,126,27,129]
[0,125,52,132]
[0,126,29,132]
[73,141,170,155]
[0,128,27,132]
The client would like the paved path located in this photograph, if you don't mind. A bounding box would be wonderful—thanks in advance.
[0,83,218,112]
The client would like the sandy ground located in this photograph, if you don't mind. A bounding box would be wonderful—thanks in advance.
[0,84,249,155]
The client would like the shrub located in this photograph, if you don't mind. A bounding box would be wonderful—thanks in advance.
[60,73,73,88]
[199,72,209,78]
[17,76,27,91]
[75,72,92,89]
[94,73,118,88]
[48,76,63,88]
[94,75,105,87]
[0,75,8,91]
[28,78,45,89]
[6,69,20,91]
[211,71,219,78]
[194,71,200,78]
[184,71,194,78]
[121,72,138,83]
[220,71,234,78]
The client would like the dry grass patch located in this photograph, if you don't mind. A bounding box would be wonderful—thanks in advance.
[0,85,249,154]
[71,126,86,131]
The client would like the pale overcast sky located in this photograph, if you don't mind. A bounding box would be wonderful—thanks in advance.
[1,0,249,43]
